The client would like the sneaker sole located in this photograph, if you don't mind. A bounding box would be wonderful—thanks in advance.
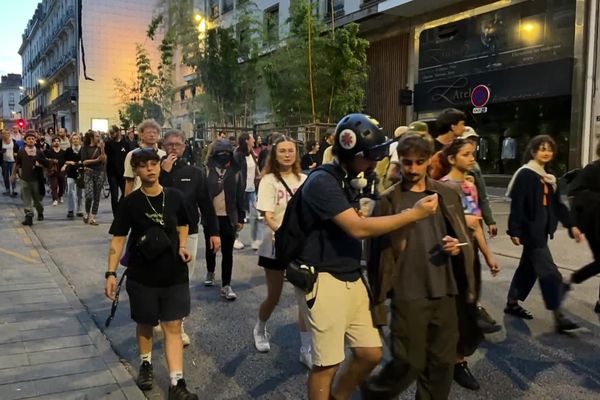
[204,282,214,287]
[137,382,153,391]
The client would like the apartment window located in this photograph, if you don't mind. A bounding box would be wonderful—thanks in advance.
[180,89,186,101]
[209,0,219,18]
[223,0,233,14]
[326,0,344,17]
[264,6,279,45]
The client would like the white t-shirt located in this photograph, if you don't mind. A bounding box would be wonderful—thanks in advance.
[257,172,306,230]
[123,147,167,191]
[2,140,15,162]
[245,154,257,192]
[389,141,399,163]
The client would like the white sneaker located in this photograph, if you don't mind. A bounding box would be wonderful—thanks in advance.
[59,197,64,203]
[253,325,270,353]
[181,331,191,347]
[299,347,313,369]
[204,272,215,286]
[251,240,261,250]
[52,200,58,206]
[221,285,237,301]
[233,240,245,250]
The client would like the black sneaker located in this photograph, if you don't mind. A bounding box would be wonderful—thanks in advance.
[595,301,600,314]
[21,215,33,226]
[76,212,84,217]
[454,361,480,390]
[11,191,18,197]
[136,361,153,391]
[37,212,44,221]
[477,306,502,334]
[67,211,74,219]
[168,379,198,400]
[504,303,533,320]
[555,314,582,334]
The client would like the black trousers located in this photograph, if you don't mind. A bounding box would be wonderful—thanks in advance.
[205,216,235,286]
[107,174,125,216]
[363,297,458,400]
[508,243,564,310]
[571,234,600,298]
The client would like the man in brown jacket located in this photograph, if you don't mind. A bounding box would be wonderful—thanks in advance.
[363,134,476,400]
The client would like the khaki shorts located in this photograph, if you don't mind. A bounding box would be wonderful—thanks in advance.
[296,272,382,367]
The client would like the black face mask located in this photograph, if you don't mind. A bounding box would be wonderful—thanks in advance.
[213,152,232,167]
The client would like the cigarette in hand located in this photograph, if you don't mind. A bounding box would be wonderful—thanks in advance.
[456,242,469,247]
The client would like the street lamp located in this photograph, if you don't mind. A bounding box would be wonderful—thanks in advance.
[38,78,46,85]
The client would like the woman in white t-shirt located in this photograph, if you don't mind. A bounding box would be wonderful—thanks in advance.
[252,135,312,367]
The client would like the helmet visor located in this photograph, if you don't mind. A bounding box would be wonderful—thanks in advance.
[360,139,393,161]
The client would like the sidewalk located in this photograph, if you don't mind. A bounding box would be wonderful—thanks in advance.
[0,201,144,400]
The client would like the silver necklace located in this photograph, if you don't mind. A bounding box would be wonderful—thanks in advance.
[142,188,165,226]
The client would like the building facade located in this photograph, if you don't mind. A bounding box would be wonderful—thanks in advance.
[19,0,161,134]
[0,74,23,131]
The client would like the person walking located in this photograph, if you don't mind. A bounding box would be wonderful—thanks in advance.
[362,134,475,400]
[205,140,246,300]
[105,149,198,399]
[10,131,49,225]
[567,140,600,312]
[45,137,66,206]
[57,128,71,151]
[80,131,106,225]
[300,140,320,173]
[1,129,18,196]
[253,135,312,367]
[105,125,130,215]
[233,132,261,250]
[160,129,221,344]
[434,108,467,152]
[124,120,166,196]
[505,135,584,333]
[291,114,438,400]
[62,133,84,219]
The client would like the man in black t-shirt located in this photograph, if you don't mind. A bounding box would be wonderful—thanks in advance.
[293,114,439,400]
[105,149,198,400]
[104,125,130,215]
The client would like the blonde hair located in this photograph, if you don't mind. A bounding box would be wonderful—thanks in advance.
[137,119,161,134]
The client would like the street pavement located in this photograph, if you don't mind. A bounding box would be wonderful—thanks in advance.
[0,191,599,399]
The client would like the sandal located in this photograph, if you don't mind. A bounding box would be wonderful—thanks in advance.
[504,303,534,320]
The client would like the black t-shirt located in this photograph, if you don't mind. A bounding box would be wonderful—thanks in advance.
[104,139,130,177]
[44,148,66,169]
[434,139,444,152]
[298,167,362,281]
[64,147,81,179]
[109,187,190,287]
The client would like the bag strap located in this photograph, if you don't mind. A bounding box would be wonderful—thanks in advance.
[276,175,295,197]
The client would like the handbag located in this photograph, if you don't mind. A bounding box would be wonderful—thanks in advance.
[136,225,173,260]
[286,261,318,293]
[76,166,85,188]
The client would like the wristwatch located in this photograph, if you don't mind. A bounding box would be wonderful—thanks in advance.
[105,271,117,279]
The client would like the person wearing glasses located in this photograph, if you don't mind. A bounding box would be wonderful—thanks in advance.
[123,119,166,196]
[160,129,221,344]
[105,148,197,399]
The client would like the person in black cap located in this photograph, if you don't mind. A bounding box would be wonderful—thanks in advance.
[293,113,440,400]
[105,148,198,399]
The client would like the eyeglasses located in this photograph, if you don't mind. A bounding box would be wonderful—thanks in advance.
[105,274,126,328]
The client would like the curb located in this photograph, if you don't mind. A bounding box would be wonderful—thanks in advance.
[16,205,145,400]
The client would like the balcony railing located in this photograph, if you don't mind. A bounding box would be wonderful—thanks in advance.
[49,87,77,111]
[43,47,77,80]
[26,7,75,71]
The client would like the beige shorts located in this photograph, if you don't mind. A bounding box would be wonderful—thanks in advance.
[296,272,382,367]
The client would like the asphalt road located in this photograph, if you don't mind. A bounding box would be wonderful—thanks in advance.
[4,192,600,400]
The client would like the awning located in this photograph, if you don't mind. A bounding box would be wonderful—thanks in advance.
[377,0,463,16]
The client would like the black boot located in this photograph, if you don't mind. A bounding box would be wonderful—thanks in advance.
[37,211,44,221]
[454,361,480,390]
[136,361,153,391]
[168,379,198,400]
[22,214,33,226]
[477,305,502,334]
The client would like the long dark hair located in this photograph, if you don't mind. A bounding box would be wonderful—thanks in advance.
[523,134,557,170]
[237,133,251,155]
[83,130,96,146]
[262,135,302,181]
[437,138,472,178]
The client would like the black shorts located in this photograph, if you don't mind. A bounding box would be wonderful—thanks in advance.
[126,279,190,326]
[258,256,286,271]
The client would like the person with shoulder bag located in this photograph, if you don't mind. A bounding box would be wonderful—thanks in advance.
[63,134,84,218]
[105,148,198,399]
[204,140,246,300]
[80,130,106,225]
[252,135,312,367]
[279,114,439,400]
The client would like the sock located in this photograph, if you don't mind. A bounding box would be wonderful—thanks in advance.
[140,352,152,365]
[300,331,311,350]
[255,320,266,333]
[170,371,183,386]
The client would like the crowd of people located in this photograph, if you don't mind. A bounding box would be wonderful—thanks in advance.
[2,108,599,400]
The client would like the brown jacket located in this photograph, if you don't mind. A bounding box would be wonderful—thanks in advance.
[367,178,476,327]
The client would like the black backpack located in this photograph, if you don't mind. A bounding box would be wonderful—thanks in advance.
[274,164,340,266]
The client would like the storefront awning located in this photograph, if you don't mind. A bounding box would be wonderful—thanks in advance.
[377,0,462,17]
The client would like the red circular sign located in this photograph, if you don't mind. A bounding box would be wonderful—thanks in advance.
[471,85,491,108]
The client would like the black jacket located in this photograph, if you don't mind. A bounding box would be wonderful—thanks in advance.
[507,168,574,248]
[233,149,249,191]
[205,162,245,229]
[104,138,130,177]
[160,161,219,236]
[571,160,600,245]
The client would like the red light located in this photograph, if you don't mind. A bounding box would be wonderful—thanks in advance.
[17,119,25,128]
